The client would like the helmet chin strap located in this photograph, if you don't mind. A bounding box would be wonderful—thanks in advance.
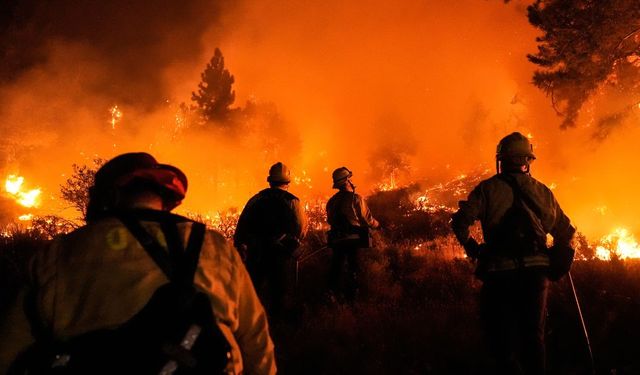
[347,179,356,191]
[497,159,532,175]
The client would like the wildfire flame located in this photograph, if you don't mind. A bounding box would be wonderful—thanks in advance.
[18,214,33,221]
[595,228,640,260]
[4,175,42,208]
[377,173,398,192]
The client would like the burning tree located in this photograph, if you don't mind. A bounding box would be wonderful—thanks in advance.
[191,48,236,124]
[523,0,640,131]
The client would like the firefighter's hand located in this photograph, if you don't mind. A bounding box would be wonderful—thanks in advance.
[463,238,482,260]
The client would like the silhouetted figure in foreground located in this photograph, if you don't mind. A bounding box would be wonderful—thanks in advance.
[234,162,307,321]
[0,152,275,374]
[326,167,379,303]
[451,133,575,375]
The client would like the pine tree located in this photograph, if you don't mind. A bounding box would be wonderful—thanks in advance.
[191,48,236,124]
[524,0,640,130]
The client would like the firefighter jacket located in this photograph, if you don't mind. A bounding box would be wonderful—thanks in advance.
[234,187,307,250]
[0,214,276,375]
[326,191,379,231]
[451,172,574,273]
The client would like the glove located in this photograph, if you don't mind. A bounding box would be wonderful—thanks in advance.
[463,238,482,259]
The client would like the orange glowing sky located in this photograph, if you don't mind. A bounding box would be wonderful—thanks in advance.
[1,0,639,239]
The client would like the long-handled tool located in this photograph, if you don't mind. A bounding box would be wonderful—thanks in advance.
[568,271,595,374]
[295,246,328,285]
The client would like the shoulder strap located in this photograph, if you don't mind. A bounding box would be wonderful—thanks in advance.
[118,213,175,282]
[182,222,206,286]
[498,174,543,221]
[350,192,362,225]
[119,213,207,287]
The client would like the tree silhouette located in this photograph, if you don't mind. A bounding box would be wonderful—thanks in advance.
[191,48,236,124]
[523,0,640,130]
[60,158,105,221]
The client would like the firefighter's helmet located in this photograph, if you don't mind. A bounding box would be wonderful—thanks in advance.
[267,162,291,184]
[332,167,353,189]
[92,152,188,210]
[496,132,536,161]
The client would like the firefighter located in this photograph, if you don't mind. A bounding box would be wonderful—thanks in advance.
[326,167,379,303]
[0,152,276,375]
[451,133,575,375]
[234,162,307,321]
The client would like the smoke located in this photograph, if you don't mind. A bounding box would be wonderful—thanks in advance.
[0,0,220,101]
[0,0,638,239]
[218,0,545,181]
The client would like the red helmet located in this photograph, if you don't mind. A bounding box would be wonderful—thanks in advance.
[93,152,187,209]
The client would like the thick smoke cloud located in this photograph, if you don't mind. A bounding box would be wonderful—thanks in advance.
[0,0,220,104]
[1,0,639,239]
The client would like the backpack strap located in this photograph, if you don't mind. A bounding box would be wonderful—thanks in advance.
[498,174,543,220]
[497,173,547,258]
[182,222,206,286]
[118,213,175,282]
[118,213,207,287]
[160,220,186,282]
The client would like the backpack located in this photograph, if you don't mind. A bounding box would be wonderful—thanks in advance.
[9,212,232,375]
[494,174,574,280]
[491,175,547,259]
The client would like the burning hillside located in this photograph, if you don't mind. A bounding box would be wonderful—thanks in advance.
[0,0,639,261]
[3,163,635,263]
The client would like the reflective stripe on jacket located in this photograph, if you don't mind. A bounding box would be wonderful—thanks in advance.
[480,253,551,273]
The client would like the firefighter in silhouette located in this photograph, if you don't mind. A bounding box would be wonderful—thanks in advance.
[326,167,379,303]
[234,162,307,320]
[0,152,275,375]
[451,133,575,375]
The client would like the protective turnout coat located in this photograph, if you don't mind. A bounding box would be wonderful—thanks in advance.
[326,191,379,231]
[234,188,307,251]
[451,172,574,273]
[0,212,276,375]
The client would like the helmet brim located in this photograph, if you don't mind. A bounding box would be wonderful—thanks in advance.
[267,176,291,184]
[115,166,187,202]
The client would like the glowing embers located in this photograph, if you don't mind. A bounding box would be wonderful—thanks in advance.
[595,228,640,260]
[294,170,313,189]
[110,105,123,130]
[4,175,42,208]
[414,194,453,213]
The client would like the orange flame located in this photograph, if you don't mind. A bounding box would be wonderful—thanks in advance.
[595,228,640,260]
[4,175,42,208]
